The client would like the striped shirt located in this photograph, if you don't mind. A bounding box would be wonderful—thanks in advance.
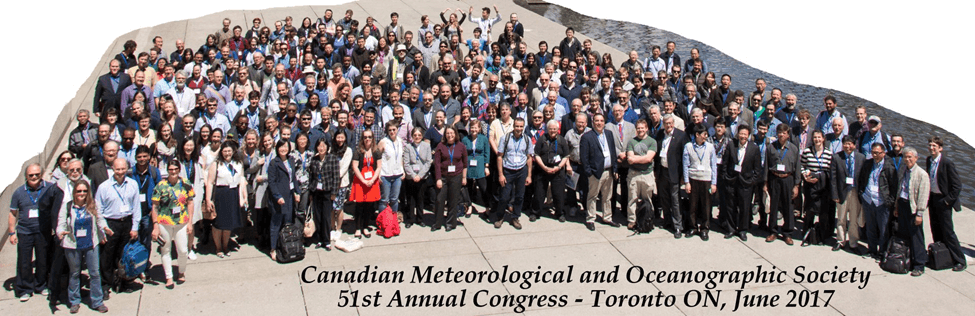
[800,147,833,174]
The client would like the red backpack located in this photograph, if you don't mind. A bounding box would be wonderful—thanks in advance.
[375,206,401,238]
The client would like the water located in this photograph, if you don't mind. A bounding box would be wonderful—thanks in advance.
[516,0,975,207]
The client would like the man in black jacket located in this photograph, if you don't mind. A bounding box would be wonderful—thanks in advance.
[857,143,897,259]
[926,136,966,271]
[721,125,762,240]
[831,136,866,253]
[93,59,132,120]
[654,114,690,238]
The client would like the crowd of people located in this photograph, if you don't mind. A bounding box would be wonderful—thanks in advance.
[6,5,968,313]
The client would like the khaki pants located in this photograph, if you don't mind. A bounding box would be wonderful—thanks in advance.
[587,172,613,223]
[626,172,656,224]
[836,190,863,246]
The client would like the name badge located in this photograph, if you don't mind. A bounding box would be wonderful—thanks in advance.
[846,177,854,185]
[691,163,704,171]
[553,155,561,163]
[76,229,88,237]
[363,171,373,179]
[140,194,147,203]
[734,164,742,172]
[716,157,723,165]
[776,164,785,172]
[634,109,641,115]
[469,158,478,167]
[316,182,324,190]
[412,166,420,173]
[447,165,457,173]
[28,208,38,218]
[173,206,182,215]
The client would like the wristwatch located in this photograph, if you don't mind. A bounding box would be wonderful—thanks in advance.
[7,232,14,236]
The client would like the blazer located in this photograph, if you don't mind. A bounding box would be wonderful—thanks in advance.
[579,129,617,178]
[721,140,763,186]
[708,86,732,113]
[830,151,866,203]
[927,155,962,211]
[900,164,930,217]
[654,128,690,184]
[267,156,299,203]
[93,72,132,116]
[857,158,897,208]
[56,201,109,250]
[87,161,111,195]
[607,121,636,167]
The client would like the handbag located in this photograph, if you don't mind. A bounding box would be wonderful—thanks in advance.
[303,210,316,238]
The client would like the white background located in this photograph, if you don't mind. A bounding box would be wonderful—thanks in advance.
[0,0,973,187]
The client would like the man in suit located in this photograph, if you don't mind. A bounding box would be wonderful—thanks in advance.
[926,136,966,271]
[654,114,690,238]
[580,113,618,231]
[86,140,119,195]
[831,136,866,253]
[721,125,763,241]
[93,59,132,120]
[858,143,897,259]
[895,147,930,276]
[708,74,733,113]
[608,104,636,216]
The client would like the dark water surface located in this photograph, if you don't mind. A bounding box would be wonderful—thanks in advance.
[516,0,975,207]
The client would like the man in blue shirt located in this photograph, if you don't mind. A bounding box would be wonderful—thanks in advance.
[814,95,847,137]
[94,159,141,296]
[8,164,64,302]
[494,117,534,230]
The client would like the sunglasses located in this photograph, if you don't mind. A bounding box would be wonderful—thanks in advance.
[76,190,89,193]
[27,173,41,178]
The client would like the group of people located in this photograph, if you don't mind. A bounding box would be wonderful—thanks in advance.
[7,4,969,313]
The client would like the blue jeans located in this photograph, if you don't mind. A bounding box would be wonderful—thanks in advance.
[65,247,104,308]
[862,201,889,255]
[379,175,403,213]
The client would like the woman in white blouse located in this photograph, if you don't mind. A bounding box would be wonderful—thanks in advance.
[379,121,405,216]
[205,141,248,258]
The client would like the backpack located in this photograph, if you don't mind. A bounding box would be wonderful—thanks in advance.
[376,206,401,238]
[880,236,911,274]
[501,133,531,160]
[276,222,306,263]
[117,241,149,281]
[631,198,655,234]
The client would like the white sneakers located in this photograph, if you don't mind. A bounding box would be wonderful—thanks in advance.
[188,250,198,261]
[330,230,340,242]
[19,294,30,302]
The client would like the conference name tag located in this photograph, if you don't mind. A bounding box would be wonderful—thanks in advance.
[776,164,786,172]
[173,206,182,215]
[447,165,457,173]
[28,208,38,218]
[716,157,723,164]
[469,158,477,167]
[140,194,147,203]
[363,171,373,179]
[76,229,87,238]
[553,155,561,163]
[846,177,854,185]
[734,164,742,172]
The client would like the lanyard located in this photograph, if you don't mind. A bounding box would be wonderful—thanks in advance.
[226,163,236,177]
[135,171,151,190]
[551,137,558,154]
[694,143,707,162]
[170,179,184,199]
[847,155,855,174]
[893,157,902,171]
[815,149,827,165]
[365,155,372,169]
[413,143,421,161]
[777,144,789,159]
[81,123,91,143]
[112,181,127,203]
[183,160,195,180]
[25,184,41,205]
[471,137,478,154]
[448,144,456,163]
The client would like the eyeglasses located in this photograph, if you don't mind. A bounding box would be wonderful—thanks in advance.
[122,137,135,141]
[59,157,71,162]
[301,117,312,121]
[363,136,374,139]
[68,168,82,172]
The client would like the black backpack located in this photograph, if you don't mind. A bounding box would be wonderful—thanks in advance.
[276,222,306,263]
[631,198,655,234]
[880,236,911,274]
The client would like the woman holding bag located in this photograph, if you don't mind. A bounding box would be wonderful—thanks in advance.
[267,140,299,261]
[150,161,195,288]
[351,129,382,238]
[56,180,110,313]
[205,141,248,258]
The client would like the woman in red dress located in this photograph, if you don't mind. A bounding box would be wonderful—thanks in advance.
[350,129,382,238]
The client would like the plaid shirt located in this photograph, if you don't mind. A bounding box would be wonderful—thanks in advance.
[309,154,341,192]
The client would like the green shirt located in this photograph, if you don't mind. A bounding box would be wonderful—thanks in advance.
[626,136,657,175]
